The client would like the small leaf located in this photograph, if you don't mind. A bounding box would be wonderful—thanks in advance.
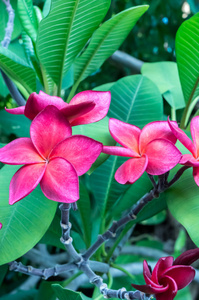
[0,165,57,265]
[74,6,149,87]
[0,46,36,94]
[17,0,38,42]
[52,285,91,300]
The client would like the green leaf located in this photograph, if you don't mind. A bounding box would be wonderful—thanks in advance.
[0,110,31,137]
[0,46,36,94]
[52,285,91,300]
[73,5,148,91]
[72,116,116,174]
[166,168,199,247]
[17,0,38,43]
[141,62,185,110]
[77,183,92,247]
[0,290,38,300]
[89,75,163,219]
[0,165,57,265]
[0,264,8,286]
[176,13,199,127]
[36,0,111,90]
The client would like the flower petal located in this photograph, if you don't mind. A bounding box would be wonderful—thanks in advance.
[152,257,174,284]
[145,139,181,175]
[30,106,72,159]
[162,265,195,290]
[102,145,138,157]
[143,260,152,279]
[9,163,46,205]
[180,154,199,166]
[168,118,196,157]
[25,92,67,120]
[5,106,25,115]
[40,157,79,203]
[139,121,177,153]
[190,116,199,158]
[69,90,111,125]
[0,138,44,164]
[50,135,102,176]
[115,155,148,184]
[156,276,177,300]
[61,101,95,125]
[173,248,199,266]
[131,283,168,294]
[193,167,199,186]
[109,118,140,155]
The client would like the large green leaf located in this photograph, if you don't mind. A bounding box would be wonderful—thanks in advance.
[176,13,199,126]
[0,110,31,137]
[52,285,91,300]
[166,168,199,247]
[141,62,185,110]
[36,0,111,89]
[89,75,163,219]
[17,0,38,43]
[72,116,116,174]
[0,165,57,265]
[0,46,36,94]
[73,5,148,91]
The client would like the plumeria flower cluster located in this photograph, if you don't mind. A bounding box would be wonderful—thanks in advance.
[132,248,199,300]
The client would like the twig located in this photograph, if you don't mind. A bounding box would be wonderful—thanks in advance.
[110,50,144,73]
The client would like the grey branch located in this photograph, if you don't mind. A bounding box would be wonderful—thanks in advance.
[1,0,26,106]
[110,50,144,73]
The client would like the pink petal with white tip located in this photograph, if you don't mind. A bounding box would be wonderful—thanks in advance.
[144,139,181,175]
[0,138,44,164]
[139,121,177,153]
[69,90,111,125]
[168,118,196,157]
[102,145,139,157]
[5,106,25,115]
[30,106,72,159]
[50,135,102,176]
[190,116,199,158]
[115,155,148,184]
[40,157,79,203]
[163,265,195,290]
[61,101,95,125]
[109,118,141,155]
[24,92,67,120]
[9,163,46,205]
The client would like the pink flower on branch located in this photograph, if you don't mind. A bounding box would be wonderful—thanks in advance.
[0,106,102,205]
[5,90,111,126]
[102,119,181,184]
[132,248,199,300]
[168,116,199,186]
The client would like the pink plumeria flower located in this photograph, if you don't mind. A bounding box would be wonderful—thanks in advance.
[168,116,199,186]
[0,223,2,230]
[102,119,181,184]
[0,106,102,204]
[6,90,111,126]
[132,248,199,300]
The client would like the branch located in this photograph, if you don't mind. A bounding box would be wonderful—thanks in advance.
[110,50,144,73]
[1,0,26,106]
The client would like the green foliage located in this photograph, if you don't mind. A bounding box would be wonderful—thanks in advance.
[52,285,92,300]
[0,165,57,265]
[36,0,111,92]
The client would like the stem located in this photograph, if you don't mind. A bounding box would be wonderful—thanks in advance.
[63,271,82,287]
[111,263,135,281]
[180,76,199,129]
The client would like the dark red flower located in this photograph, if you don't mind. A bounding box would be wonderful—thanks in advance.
[132,249,199,300]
